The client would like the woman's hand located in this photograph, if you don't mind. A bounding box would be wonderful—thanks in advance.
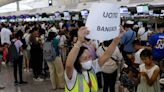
[113,26,126,44]
[140,72,147,77]
[118,26,126,38]
[77,27,89,43]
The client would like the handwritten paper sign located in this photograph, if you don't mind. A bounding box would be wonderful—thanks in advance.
[86,3,120,42]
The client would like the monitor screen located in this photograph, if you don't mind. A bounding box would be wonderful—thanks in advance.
[81,10,89,16]
[161,10,164,13]
[137,6,149,13]
[63,11,70,20]
[149,10,153,15]
[54,12,61,17]
[63,11,70,17]
[120,7,128,14]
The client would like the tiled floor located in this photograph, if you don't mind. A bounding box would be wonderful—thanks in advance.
[0,65,63,92]
[0,64,164,92]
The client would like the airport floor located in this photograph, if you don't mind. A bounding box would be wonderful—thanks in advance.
[0,64,164,92]
[0,64,64,92]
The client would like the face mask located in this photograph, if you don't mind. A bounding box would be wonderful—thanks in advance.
[81,60,92,70]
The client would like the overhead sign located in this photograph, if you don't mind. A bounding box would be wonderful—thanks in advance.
[85,3,120,42]
[129,0,153,3]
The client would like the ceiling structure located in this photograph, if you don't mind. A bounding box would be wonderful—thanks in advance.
[0,0,163,14]
[0,0,20,7]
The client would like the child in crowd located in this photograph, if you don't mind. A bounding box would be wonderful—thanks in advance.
[132,40,145,68]
[137,49,160,92]
[2,43,8,63]
[119,67,139,92]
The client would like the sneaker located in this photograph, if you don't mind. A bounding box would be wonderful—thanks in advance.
[26,69,30,72]
[14,81,19,85]
[33,78,38,81]
[19,81,28,84]
[33,78,44,82]
[0,84,5,89]
[45,77,50,80]
[37,78,44,82]
[24,69,27,72]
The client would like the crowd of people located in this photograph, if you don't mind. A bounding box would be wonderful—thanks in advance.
[0,19,163,92]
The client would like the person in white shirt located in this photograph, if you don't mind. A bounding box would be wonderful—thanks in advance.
[65,26,125,92]
[11,33,27,85]
[132,40,144,68]
[0,24,12,45]
[138,23,151,46]
[96,40,123,92]
[50,24,59,33]
[56,30,67,63]
[45,25,59,38]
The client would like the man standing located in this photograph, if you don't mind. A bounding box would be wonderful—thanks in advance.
[120,20,136,66]
[0,23,12,45]
[9,33,28,85]
[138,23,151,46]
[149,22,164,75]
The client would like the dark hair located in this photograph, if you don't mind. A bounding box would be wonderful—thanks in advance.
[157,22,164,29]
[123,24,134,29]
[85,38,90,42]
[143,23,148,31]
[76,21,85,28]
[127,66,139,74]
[74,46,88,73]
[103,40,113,47]
[132,40,141,46]
[47,32,57,41]
[140,49,152,58]
[143,23,147,28]
[1,23,6,27]
[3,43,9,46]
[25,26,30,33]
[15,32,21,39]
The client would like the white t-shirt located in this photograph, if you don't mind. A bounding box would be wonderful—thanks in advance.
[57,35,66,46]
[0,28,12,45]
[65,59,101,90]
[138,27,151,41]
[96,46,123,61]
[50,27,59,33]
[134,48,144,64]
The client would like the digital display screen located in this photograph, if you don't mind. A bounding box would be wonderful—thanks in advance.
[63,11,70,20]
[120,7,128,14]
[137,6,149,13]
[54,12,61,17]
[81,10,89,16]
[149,10,153,15]
[63,11,70,17]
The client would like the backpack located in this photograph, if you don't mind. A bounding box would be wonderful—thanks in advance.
[43,41,56,62]
[8,41,19,61]
[21,38,27,49]
[21,34,28,49]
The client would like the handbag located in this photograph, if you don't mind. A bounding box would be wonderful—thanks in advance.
[101,46,118,73]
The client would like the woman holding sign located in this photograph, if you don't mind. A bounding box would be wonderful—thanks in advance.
[65,26,125,92]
